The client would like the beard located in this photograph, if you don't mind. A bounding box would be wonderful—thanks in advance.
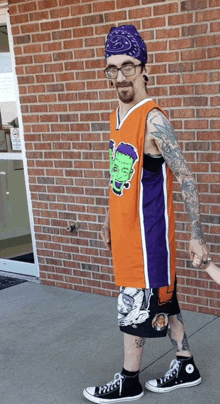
[116,81,134,104]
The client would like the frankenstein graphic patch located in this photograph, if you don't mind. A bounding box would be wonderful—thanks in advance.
[109,140,139,196]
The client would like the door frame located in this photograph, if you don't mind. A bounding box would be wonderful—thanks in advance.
[0,9,39,277]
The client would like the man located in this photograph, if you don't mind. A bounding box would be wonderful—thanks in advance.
[83,25,209,403]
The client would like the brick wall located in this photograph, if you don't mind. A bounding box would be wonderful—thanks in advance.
[8,0,220,315]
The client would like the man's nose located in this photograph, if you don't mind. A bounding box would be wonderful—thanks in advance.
[117,69,126,81]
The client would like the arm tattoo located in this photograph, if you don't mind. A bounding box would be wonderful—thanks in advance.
[148,110,204,243]
[135,337,146,348]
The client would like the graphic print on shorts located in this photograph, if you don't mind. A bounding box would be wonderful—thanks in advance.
[118,287,153,327]
[109,140,139,196]
[152,313,168,331]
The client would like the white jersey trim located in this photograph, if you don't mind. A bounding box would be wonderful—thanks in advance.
[162,163,171,285]
[116,98,152,130]
[139,168,150,288]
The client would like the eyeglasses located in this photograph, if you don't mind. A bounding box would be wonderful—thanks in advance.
[104,63,143,79]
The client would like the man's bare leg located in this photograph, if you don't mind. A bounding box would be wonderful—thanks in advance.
[168,312,191,357]
[123,333,146,372]
[145,312,202,393]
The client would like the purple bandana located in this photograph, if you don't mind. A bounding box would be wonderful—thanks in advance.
[105,25,147,64]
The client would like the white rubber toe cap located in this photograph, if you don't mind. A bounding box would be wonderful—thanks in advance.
[146,379,157,387]
[84,386,96,396]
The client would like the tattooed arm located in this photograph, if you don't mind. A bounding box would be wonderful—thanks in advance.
[145,108,209,266]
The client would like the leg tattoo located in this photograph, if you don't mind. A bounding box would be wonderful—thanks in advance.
[135,337,146,348]
[168,313,191,355]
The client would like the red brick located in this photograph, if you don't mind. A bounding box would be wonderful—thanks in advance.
[93,1,115,12]
[75,49,95,59]
[10,13,29,24]
[23,44,42,54]
[53,52,73,61]
[181,0,208,11]
[43,42,62,52]
[196,9,220,22]
[38,94,57,103]
[155,52,179,63]
[29,11,49,21]
[104,10,127,23]
[40,114,58,122]
[82,14,104,25]
[181,49,206,61]
[65,82,85,91]
[55,73,76,82]
[36,74,54,84]
[170,38,194,51]
[34,54,52,63]
[38,0,58,10]
[85,37,105,47]
[11,25,20,35]
[61,17,81,29]
[44,63,63,72]
[169,13,193,26]
[143,17,165,29]
[17,75,35,85]
[196,35,220,47]
[18,2,37,13]
[117,0,140,8]
[16,55,33,65]
[32,33,51,42]
[52,30,72,40]
[170,85,194,96]
[154,2,178,16]
[73,27,94,38]
[59,0,82,5]
[50,7,70,19]
[182,23,208,37]
[27,85,46,93]
[14,34,31,45]
[156,27,180,39]
[63,39,83,49]
[210,22,220,33]
[41,20,60,31]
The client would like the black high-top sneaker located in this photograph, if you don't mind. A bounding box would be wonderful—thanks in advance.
[83,371,144,403]
[145,356,202,393]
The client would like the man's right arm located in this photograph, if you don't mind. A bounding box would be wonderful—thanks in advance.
[100,209,111,250]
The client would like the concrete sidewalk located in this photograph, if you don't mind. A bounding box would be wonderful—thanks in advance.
[0,282,219,404]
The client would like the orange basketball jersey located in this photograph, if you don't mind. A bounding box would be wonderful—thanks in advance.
[109,98,176,293]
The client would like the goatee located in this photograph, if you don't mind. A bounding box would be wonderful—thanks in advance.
[116,82,134,104]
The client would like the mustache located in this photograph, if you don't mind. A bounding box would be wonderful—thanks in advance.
[116,81,133,88]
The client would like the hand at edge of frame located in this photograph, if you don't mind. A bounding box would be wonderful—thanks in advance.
[189,238,210,268]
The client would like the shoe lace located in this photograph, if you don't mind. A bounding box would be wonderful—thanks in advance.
[99,373,124,396]
[160,359,181,383]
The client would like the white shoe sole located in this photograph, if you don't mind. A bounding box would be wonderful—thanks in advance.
[83,389,144,403]
[145,377,202,393]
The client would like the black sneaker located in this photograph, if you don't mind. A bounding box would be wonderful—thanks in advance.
[83,372,144,403]
[145,356,202,393]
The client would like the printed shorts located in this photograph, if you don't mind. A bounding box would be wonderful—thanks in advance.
[118,281,180,338]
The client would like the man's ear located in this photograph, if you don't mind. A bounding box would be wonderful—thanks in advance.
[144,64,151,76]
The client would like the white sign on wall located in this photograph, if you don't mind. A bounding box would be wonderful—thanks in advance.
[0,72,16,102]
[10,128,21,151]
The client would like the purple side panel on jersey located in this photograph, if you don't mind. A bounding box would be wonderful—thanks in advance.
[141,165,169,288]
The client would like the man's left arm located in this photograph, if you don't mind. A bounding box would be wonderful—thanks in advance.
[146,109,209,268]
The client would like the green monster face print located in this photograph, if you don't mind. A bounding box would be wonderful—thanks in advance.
[109,140,139,196]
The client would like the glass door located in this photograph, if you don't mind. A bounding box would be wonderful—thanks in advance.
[0,12,39,277]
